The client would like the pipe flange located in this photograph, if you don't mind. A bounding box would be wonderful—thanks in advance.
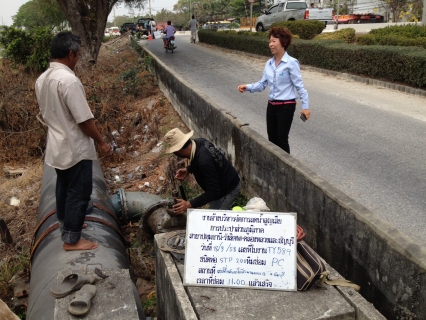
[118,188,129,224]
[141,199,174,235]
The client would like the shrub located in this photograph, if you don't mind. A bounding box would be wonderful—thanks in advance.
[271,20,326,40]
[315,28,356,43]
[27,27,53,71]
[357,25,426,49]
[0,26,52,71]
[356,34,377,45]
[369,24,426,38]
[0,27,33,66]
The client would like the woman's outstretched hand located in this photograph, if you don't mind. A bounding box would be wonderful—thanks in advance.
[237,85,247,93]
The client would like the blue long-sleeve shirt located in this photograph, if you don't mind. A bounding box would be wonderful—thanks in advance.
[246,52,309,110]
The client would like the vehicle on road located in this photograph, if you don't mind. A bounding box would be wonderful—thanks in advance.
[120,22,136,35]
[104,29,110,37]
[109,27,120,36]
[333,13,385,24]
[136,18,157,36]
[164,36,176,53]
[255,1,308,32]
[307,7,334,25]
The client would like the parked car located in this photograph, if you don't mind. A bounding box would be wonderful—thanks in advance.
[109,27,120,36]
[120,22,136,35]
[104,29,110,37]
[255,1,308,32]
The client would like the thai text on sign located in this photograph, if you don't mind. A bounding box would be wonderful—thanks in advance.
[183,209,297,291]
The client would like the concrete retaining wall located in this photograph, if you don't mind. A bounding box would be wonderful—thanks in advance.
[140,43,426,319]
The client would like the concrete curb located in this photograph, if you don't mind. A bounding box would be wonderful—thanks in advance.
[154,237,198,320]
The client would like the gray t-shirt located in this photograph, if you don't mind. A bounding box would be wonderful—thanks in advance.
[189,19,198,31]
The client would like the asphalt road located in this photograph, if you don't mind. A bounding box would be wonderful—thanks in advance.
[140,35,426,247]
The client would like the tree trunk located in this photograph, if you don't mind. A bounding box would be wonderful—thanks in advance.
[56,0,117,66]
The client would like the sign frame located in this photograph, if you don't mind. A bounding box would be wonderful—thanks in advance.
[183,209,297,291]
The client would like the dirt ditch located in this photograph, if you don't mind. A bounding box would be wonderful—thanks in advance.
[0,35,194,318]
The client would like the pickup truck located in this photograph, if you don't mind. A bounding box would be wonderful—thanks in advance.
[136,18,156,35]
[255,1,308,32]
[306,7,334,25]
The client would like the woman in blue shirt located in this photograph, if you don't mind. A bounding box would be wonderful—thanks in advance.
[237,27,310,154]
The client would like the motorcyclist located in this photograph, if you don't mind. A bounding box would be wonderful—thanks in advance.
[163,20,177,49]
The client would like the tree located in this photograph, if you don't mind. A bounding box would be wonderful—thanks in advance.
[110,15,136,27]
[13,0,67,31]
[155,8,174,23]
[55,0,146,66]
[380,0,408,22]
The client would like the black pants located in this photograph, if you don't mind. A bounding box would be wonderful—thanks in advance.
[266,102,296,154]
[55,160,93,244]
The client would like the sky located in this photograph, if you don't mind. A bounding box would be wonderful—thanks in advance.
[0,0,177,27]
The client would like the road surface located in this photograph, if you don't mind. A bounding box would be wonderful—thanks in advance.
[140,34,426,247]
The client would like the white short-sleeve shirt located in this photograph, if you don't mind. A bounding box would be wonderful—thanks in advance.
[35,62,98,170]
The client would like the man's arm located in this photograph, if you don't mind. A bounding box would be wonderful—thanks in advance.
[78,119,111,156]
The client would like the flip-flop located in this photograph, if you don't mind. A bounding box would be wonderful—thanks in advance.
[68,284,97,316]
[50,274,95,298]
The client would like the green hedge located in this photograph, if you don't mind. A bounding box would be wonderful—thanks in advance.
[357,34,426,49]
[369,24,426,38]
[315,28,356,43]
[356,25,426,49]
[198,30,426,88]
[289,40,426,88]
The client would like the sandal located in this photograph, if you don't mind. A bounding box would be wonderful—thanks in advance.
[68,284,97,316]
[50,274,95,298]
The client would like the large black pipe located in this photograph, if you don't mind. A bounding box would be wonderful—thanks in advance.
[27,161,145,320]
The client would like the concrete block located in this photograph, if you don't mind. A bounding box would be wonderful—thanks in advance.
[54,269,142,319]
[155,236,355,320]
[155,236,198,320]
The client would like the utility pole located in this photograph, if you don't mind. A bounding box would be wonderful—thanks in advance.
[250,2,253,32]
[423,0,426,25]
[334,0,340,30]
[149,0,152,17]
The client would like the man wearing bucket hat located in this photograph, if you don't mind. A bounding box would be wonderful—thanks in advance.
[164,128,241,215]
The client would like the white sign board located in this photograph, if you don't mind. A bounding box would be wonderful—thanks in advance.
[153,31,163,39]
[183,209,297,291]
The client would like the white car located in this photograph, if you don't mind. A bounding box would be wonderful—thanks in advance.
[104,29,110,37]
[109,27,120,36]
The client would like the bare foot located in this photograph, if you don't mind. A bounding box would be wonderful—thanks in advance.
[82,223,87,229]
[63,238,98,251]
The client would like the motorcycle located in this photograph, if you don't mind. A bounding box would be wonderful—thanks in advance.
[164,36,176,53]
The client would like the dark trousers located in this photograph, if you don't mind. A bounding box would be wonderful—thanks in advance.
[266,102,296,154]
[55,160,93,244]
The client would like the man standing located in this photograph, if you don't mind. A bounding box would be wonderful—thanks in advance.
[164,128,241,215]
[188,15,199,43]
[35,32,111,251]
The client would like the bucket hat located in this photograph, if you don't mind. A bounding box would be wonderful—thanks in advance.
[164,128,194,153]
